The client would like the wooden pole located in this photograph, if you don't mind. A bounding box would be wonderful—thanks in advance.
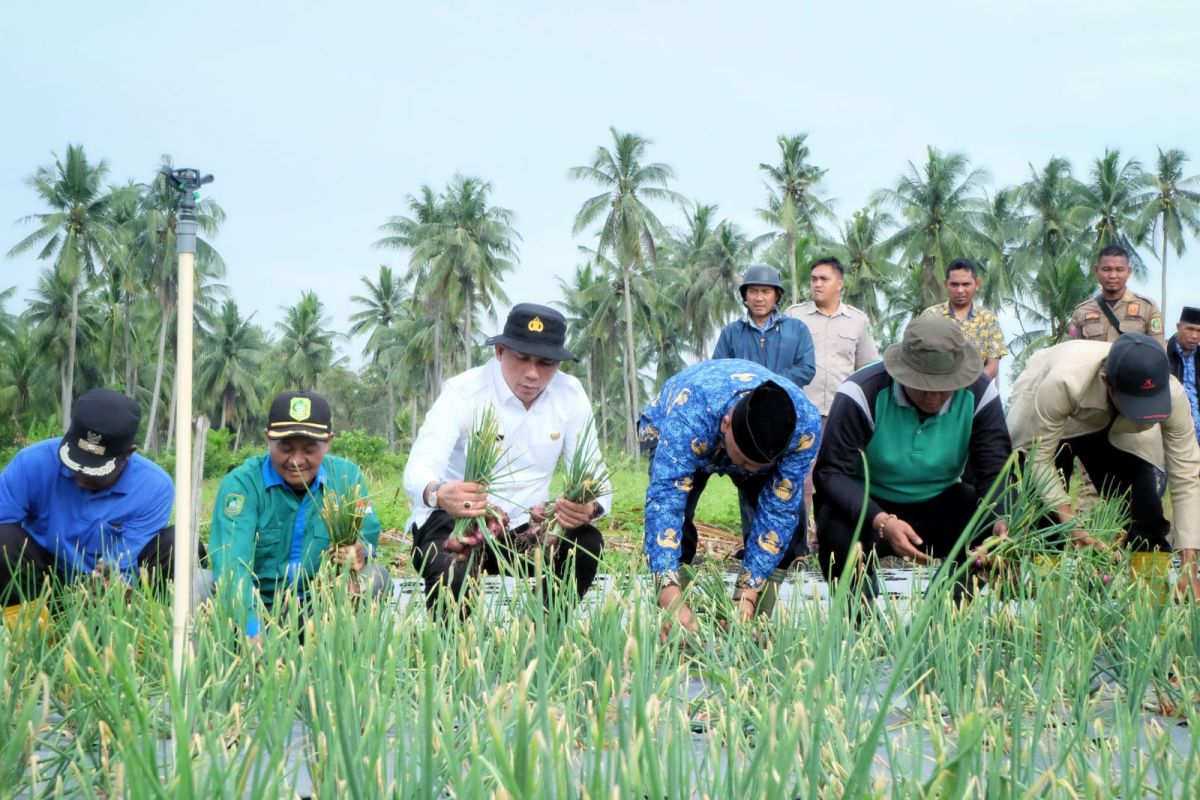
[171,241,196,687]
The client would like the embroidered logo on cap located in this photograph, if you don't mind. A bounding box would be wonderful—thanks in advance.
[1142,378,1157,390]
[289,397,311,421]
[528,316,544,333]
[78,431,106,456]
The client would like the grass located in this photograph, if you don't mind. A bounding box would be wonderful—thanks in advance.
[4,454,1198,797]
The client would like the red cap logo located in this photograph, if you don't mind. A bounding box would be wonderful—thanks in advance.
[1142,378,1157,390]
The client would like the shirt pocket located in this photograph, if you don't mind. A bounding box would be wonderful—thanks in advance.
[254,524,288,575]
[1081,319,1108,339]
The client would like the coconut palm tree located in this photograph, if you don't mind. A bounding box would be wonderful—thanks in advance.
[758,133,834,304]
[1018,156,1082,265]
[873,147,990,306]
[7,144,114,424]
[1134,148,1200,311]
[0,286,15,345]
[1071,149,1146,274]
[196,299,264,432]
[556,261,622,445]
[410,176,518,369]
[570,127,684,457]
[681,219,755,356]
[25,267,98,425]
[277,291,338,391]
[1009,257,1095,365]
[836,205,897,324]
[349,265,409,450]
[0,322,48,420]
[975,187,1027,310]
[376,185,450,394]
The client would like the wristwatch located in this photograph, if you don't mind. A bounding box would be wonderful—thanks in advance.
[424,481,444,509]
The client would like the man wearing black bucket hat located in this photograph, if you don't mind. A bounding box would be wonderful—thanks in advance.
[814,317,1012,601]
[203,390,386,641]
[404,303,611,612]
[640,359,822,632]
[0,388,175,621]
[1008,334,1200,597]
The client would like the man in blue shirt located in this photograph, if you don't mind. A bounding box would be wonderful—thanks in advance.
[712,264,817,556]
[641,360,822,631]
[0,388,176,613]
[1167,306,1200,446]
[712,265,816,388]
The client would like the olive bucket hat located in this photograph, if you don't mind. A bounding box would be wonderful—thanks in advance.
[882,317,982,392]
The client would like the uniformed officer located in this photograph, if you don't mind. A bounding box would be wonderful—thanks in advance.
[1068,244,1165,348]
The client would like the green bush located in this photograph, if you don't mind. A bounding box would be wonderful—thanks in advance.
[145,448,175,476]
[203,428,239,478]
[332,429,404,473]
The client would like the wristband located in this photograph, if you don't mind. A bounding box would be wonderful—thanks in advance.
[876,513,898,535]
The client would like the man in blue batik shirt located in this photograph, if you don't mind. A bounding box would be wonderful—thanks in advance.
[712,264,817,554]
[640,359,822,631]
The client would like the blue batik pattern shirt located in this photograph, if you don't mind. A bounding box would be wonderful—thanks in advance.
[1176,340,1200,443]
[640,359,822,590]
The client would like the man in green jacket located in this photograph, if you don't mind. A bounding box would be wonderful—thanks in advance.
[204,391,387,640]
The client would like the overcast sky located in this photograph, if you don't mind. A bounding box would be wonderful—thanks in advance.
[3,1,1198,366]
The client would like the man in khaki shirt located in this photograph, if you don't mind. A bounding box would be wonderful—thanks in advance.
[1068,243,1165,348]
[1007,335,1200,598]
[785,257,880,530]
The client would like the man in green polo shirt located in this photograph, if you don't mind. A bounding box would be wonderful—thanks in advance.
[204,391,387,640]
[813,318,1012,601]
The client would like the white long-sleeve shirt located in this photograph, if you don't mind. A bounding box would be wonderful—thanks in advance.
[403,358,612,531]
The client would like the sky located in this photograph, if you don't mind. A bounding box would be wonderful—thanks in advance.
[2,0,1199,368]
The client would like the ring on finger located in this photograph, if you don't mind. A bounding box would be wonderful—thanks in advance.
[464,500,473,510]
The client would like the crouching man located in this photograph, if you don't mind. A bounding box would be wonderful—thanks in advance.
[641,360,822,631]
[404,303,610,613]
[1,388,176,625]
[814,318,1012,603]
[1007,334,1200,597]
[203,391,386,642]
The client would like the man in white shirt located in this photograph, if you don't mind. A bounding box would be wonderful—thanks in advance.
[403,303,611,611]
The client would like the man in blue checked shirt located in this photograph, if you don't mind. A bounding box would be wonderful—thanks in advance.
[0,388,176,622]
[640,360,822,632]
[203,391,386,642]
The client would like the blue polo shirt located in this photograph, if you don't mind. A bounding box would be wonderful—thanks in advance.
[0,438,174,581]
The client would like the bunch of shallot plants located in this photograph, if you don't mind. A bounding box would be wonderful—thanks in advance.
[316,482,371,590]
[446,406,512,555]
[317,483,370,550]
[537,420,609,547]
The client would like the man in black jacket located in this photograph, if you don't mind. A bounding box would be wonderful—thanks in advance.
[1168,306,1200,447]
[814,318,1012,602]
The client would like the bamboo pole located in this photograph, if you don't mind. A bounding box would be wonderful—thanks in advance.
[171,243,196,686]
[166,167,212,689]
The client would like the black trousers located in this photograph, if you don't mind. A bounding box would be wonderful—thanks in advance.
[684,470,809,566]
[0,523,180,605]
[411,510,603,612]
[1048,431,1170,552]
[816,483,986,596]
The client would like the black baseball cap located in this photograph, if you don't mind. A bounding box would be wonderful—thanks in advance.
[267,391,333,440]
[484,303,578,362]
[1106,333,1171,424]
[59,388,140,477]
[729,381,797,464]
